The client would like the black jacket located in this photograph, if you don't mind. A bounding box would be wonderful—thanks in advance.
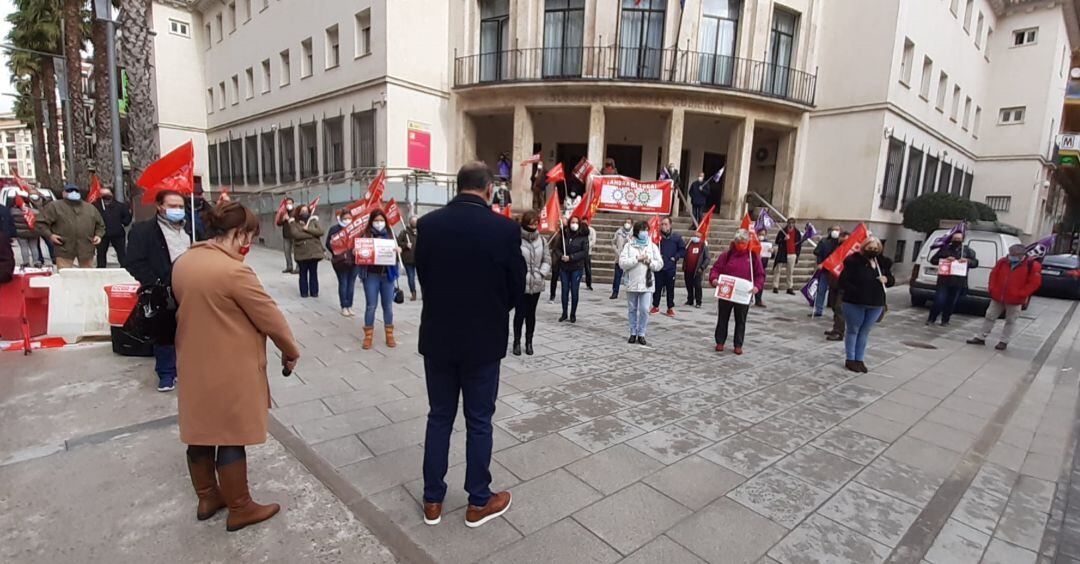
[774,227,804,263]
[0,204,15,238]
[840,254,895,307]
[553,230,590,272]
[125,217,205,286]
[930,243,979,288]
[95,200,133,237]
[416,193,526,363]
[0,231,13,283]
[814,237,839,265]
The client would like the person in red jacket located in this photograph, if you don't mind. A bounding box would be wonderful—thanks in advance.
[967,244,1041,351]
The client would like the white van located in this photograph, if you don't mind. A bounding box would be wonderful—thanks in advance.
[909,227,1023,314]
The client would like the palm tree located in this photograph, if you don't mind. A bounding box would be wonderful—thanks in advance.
[90,17,114,190]
[7,51,50,186]
[8,0,63,187]
[118,0,156,180]
[62,0,90,188]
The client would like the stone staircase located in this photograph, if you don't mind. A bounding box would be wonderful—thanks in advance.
[585,212,817,289]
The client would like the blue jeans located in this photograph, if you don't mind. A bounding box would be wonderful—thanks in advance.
[422,357,500,507]
[298,259,320,297]
[627,291,651,337]
[611,264,624,296]
[404,264,417,295]
[560,269,583,317]
[154,345,176,382]
[335,266,358,308]
[842,303,883,361]
[813,278,829,315]
[928,285,964,324]
[362,274,395,326]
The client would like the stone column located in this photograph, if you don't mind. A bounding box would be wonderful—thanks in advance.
[511,104,534,210]
[662,108,685,215]
[457,112,477,166]
[771,128,797,216]
[587,104,606,169]
[724,116,755,219]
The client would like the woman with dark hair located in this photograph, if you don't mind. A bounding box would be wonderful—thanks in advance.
[839,237,895,372]
[619,220,662,345]
[514,211,550,355]
[327,209,358,317]
[171,202,300,532]
[551,215,589,323]
[359,208,400,349]
[288,204,324,298]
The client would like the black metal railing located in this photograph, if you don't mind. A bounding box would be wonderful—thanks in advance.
[454,46,817,107]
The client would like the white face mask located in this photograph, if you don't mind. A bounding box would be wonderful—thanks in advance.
[830,230,840,239]
[569,224,579,232]
[286,204,295,211]
[372,221,387,231]
[623,223,632,231]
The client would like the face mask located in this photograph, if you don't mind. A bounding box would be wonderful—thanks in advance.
[623,223,632,231]
[239,244,251,256]
[735,242,749,252]
[636,232,648,243]
[164,208,186,223]
[286,204,295,211]
[691,236,701,244]
[338,218,349,227]
[830,230,840,239]
[522,224,537,233]
[299,213,311,221]
[569,224,579,232]
[864,249,880,258]
[372,221,386,231]
[951,240,963,247]
[1009,255,1023,264]
[29,194,39,201]
[65,191,81,201]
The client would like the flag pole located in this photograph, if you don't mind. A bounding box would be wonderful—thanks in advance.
[190,189,195,243]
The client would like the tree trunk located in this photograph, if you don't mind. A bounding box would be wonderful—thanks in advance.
[91,19,114,191]
[118,0,158,181]
[40,56,64,187]
[29,74,51,188]
[63,0,89,188]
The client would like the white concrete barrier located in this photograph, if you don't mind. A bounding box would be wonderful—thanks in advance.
[29,268,137,343]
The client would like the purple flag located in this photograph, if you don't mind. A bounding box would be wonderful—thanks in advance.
[659,167,670,181]
[710,168,725,184]
[801,222,818,244]
[754,209,776,232]
[1025,234,1056,260]
[931,221,967,249]
[800,270,825,306]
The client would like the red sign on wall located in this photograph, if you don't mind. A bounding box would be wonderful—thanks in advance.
[407,122,431,170]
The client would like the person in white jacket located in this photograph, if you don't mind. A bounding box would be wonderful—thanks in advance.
[619,220,663,345]
[514,211,551,356]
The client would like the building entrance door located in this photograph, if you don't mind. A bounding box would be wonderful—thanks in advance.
[605,144,642,180]
[702,151,727,214]
[556,143,588,199]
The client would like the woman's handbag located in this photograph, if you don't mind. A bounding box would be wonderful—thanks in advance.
[123,283,177,346]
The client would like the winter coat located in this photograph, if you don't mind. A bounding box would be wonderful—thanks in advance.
[277,209,294,240]
[840,253,896,307]
[684,239,711,277]
[0,231,13,283]
[618,240,663,293]
[35,199,105,260]
[709,246,766,294]
[587,225,597,256]
[126,217,205,286]
[611,227,632,257]
[326,223,356,273]
[520,228,551,295]
[95,199,133,238]
[554,229,590,271]
[773,227,803,263]
[397,226,419,265]
[5,199,37,239]
[930,243,979,288]
[988,257,1042,305]
[658,232,687,274]
[0,204,15,238]
[172,241,300,446]
[690,180,709,206]
[814,237,839,265]
[288,217,325,262]
[493,188,512,208]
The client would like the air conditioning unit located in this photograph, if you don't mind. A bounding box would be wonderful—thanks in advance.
[753,145,776,166]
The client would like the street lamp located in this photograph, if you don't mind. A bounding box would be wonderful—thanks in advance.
[94,0,124,203]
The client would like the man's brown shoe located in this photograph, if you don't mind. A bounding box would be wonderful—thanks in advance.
[423,502,442,526]
[465,491,511,528]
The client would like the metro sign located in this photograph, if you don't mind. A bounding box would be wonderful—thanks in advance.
[1059,134,1080,151]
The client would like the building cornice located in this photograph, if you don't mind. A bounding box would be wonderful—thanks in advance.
[989,0,1080,46]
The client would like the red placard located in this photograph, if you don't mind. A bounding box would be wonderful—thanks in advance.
[593,175,673,215]
[407,126,431,170]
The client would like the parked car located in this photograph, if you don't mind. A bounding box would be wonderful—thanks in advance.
[910,227,1023,315]
[1036,254,1080,299]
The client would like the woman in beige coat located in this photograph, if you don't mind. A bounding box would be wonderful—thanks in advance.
[172,202,301,532]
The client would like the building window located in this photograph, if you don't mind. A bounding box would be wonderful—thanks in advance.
[228,2,236,33]
[355,9,372,57]
[950,0,959,16]
[950,85,961,121]
[936,71,947,111]
[912,241,923,263]
[243,0,251,22]
[986,195,1011,212]
[975,13,985,47]
[923,154,939,193]
[919,56,932,100]
[217,82,226,110]
[937,160,951,193]
[962,97,972,130]
[962,171,973,199]
[1013,28,1037,46]
[244,67,254,99]
[229,138,243,185]
[204,23,212,48]
[899,38,914,86]
[480,0,511,81]
[963,0,973,32]
[279,127,296,183]
[351,110,376,168]
[208,143,219,185]
[951,165,963,195]
[325,25,340,69]
[299,122,318,179]
[323,117,344,175]
[618,0,667,80]
[894,240,907,264]
[765,8,798,96]
[230,75,239,105]
[902,146,923,207]
[215,13,222,42]
[698,0,741,86]
[279,49,291,86]
[169,19,190,37]
[261,0,269,11]
[973,106,982,137]
[998,106,1025,124]
[261,59,271,93]
[985,27,993,59]
[260,131,276,184]
[300,38,313,78]
[244,135,259,185]
[206,88,214,114]
[880,137,904,210]
[543,0,586,78]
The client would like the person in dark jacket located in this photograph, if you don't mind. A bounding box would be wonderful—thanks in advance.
[397,216,420,300]
[689,173,709,222]
[651,216,686,316]
[288,204,325,299]
[94,187,133,267]
[552,215,589,323]
[4,196,42,267]
[0,230,14,283]
[0,202,15,239]
[839,237,895,373]
[683,232,710,308]
[125,189,205,392]
[327,209,359,317]
[927,232,979,326]
[771,219,802,294]
[415,161,525,529]
[810,225,841,317]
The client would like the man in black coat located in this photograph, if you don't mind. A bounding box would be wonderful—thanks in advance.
[94,187,133,267]
[415,161,525,529]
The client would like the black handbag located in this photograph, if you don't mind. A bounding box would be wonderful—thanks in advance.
[123,283,178,346]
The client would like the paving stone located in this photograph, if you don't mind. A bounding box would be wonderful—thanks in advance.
[554,394,626,420]
[501,386,572,413]
[953,481,1010,535]
[811,427,889,465]
[565,444,665,495]
[321,384,409,414]
[553,375,618,396]
[925,518,991,564]
[619,535,707,564]
[909,420,978,453]
[627,424,712,465]
[644,455,745,510]
[339,444,423,495]
[615,398,689,432]
[996,476,1054,551]
[769,513,891,564]
[574,482,693,555]
[269,377,354,407]
[292,407,392,443]
[406,505,521,563]
[310,434,373,468]
[501,370,566,392]
[603,381,670,406]
[559,415,647,453]
[719,392,790,423]
[776,403,847,434]
[270,398,333,427]
[728,467,831,529]
[883,436,963,478]
[665,388,725,416]
[862,399,927,426]
[503,469,602,535]
[376,395,431,423]
[674,407,751,441]
[477,518,621,564]
[743,418,822,453]
[841,410,911,442]
[819,481,922,547]
[496,406,585,442]
[775,445,863,493]
[667,498,787,563]
[403,459,519,514]
[980,538,1037,564]
[357,416,428,455]
[494,433,589,481]
[699,435,786,477]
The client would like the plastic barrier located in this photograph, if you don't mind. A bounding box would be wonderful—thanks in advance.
[105,284,141,327]
[0,269,52,341]
[29,268,136,343]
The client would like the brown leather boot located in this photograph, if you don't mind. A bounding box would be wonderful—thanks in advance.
[410,292,417,301]
[217,458,280,532]
[187,453,225,521]
[362,326,374,349]
[385,325,397,348]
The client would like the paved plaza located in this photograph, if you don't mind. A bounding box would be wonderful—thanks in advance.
[4,245,1080,563]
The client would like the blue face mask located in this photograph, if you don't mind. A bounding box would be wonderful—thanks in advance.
[690,236,701,244]
[64,191,81,201]
[338,218,349,227]
[164,208,186,223]
[1009,256,1022,265]
[636,232,648,243]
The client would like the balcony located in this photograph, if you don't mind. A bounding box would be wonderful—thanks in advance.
[453,46,817,107]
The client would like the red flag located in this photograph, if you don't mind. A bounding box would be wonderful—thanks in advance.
[137,141,195,204]
[648,215,661,245]
[539,191,562,234]
[821,223,869,278]
[520,153,542,166]
[696,205,716,239]
[491,204,513,218]
[584,184,602,223]
[546,163,566,184]
[740,213,762,254]
[13,194,35,230]
[572,157,595,183]
[87,174,102,204]
[12,171,29,191]
[216,186,231,204]
[363,170,386,206]
[274,197,289,223]
[384,198,402,227]
[571,190,591,220]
